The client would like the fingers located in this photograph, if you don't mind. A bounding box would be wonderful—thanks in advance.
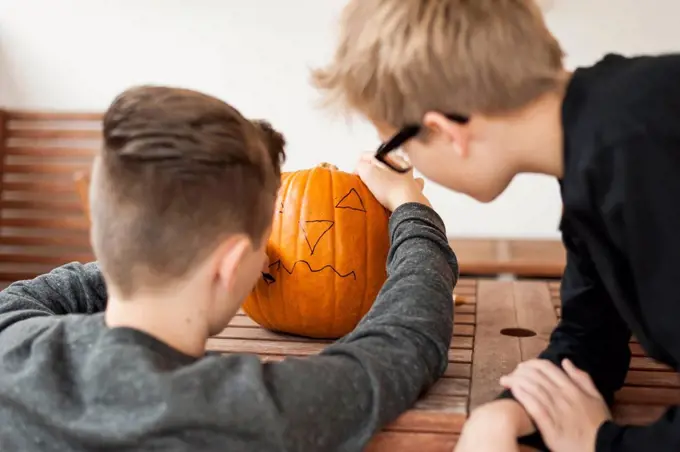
[507,360,580,397]
[500,366,558,411]
[562,359,601,398]
[511,384,558,439]
[415,177,425,190]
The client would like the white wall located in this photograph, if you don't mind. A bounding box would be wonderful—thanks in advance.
[1,0,678,238]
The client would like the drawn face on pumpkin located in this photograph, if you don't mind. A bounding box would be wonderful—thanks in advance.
[262,185,373,283]
[241,164,391,339]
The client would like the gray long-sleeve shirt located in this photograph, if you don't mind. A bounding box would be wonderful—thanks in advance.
[0,203,458,452]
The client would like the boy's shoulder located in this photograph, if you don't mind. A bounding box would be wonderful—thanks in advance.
[564,52,680,146]
[0,312,103,351]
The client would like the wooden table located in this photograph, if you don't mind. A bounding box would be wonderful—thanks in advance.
[449,239,566,278]
[206,278,678,451]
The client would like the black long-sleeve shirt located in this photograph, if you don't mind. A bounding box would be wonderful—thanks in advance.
[500,52,680,451]
[0,203,458,451]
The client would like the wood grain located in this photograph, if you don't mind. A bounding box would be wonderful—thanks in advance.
[513,281,557,360]
[449,238,566,277]
[0,110,99,285]
[366,432,458,452]
[469,280,522,412]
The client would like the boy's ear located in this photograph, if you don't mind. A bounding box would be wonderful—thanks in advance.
[423,112,470,158]
[215,235,252,291]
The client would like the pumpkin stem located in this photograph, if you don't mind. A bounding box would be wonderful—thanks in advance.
[318,162,339,171]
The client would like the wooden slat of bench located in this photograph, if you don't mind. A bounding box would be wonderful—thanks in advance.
[413,393,468,414]
[470,281,556,412]
[0,109,100,284]
[625,370,680,388]
[3,163,91,175]
[443,363,471,379]
[366,432,458,452]
[613,404,666,425]
[616,386,680,405]
[7,129,101,140]
[508,240,565,272]
[387,410,465,434]
[630,356,673,372]
[449,239,566,278]
[469,280,522,411]
[0,199,83,212]
[426,378,470,397]
[6,111,103,121]
[513,281,556,360]
[217,326,474,349]
[3,180,83,193]
[4,146,95,158]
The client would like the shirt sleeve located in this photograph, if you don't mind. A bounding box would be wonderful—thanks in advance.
[257,202,459,451]
[497,226,632,449]
[0,262,108,332]
[592,133,680,451]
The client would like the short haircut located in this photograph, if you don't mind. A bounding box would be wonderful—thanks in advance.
[91,86,285,297]
[251,119,286,178]
[312,0,565,127]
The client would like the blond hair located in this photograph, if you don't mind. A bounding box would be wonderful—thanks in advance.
[312,0,565,127]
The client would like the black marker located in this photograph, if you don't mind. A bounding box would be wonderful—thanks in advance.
[262,272,276,283]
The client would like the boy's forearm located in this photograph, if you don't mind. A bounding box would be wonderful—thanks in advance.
[472,398,536,437]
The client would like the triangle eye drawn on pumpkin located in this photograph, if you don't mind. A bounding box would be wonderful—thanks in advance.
[301,220,334,255]
[335,188,366,212]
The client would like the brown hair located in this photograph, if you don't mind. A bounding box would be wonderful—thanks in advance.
[312,0,565,127]
[91,86,285,297]
[252,119,286,178]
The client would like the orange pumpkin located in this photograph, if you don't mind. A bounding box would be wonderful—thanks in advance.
[242,163,391,339]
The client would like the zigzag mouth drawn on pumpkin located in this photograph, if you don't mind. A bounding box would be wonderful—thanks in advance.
[263,259,356,285]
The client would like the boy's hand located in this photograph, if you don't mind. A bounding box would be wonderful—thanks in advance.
[500,359,610,452]
[355,153,430,211]
[455,399,532,452]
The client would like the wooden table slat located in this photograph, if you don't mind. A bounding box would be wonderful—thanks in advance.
[469,280,521,412]
[513,281,557,360]
[366,432,458,452]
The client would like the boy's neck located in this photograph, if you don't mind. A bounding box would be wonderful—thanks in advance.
[105,286,212,358]
[501,72,572,179]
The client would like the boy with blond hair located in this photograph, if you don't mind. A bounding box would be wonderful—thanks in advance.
[313,0,680,451]
[0,86,459,451]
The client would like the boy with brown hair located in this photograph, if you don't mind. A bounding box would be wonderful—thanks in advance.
[0,86,459,451]
[313,0,680,451]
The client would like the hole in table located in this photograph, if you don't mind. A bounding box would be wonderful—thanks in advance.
[500,327,537,338]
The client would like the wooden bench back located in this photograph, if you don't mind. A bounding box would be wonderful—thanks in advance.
[0,109,566,286]
[0,110,100,285]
